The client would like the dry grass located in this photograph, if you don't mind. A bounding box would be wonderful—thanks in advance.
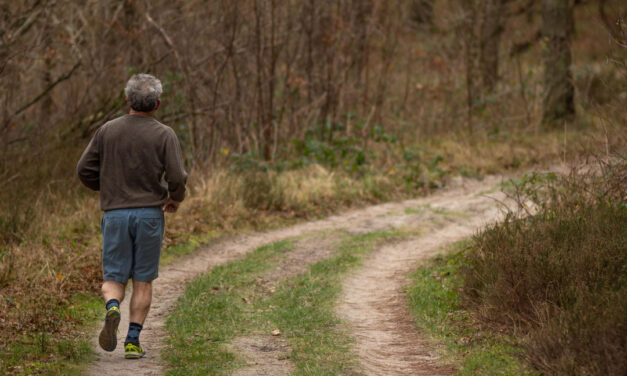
[463,159,627,375]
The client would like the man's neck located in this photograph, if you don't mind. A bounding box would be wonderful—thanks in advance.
[129,109,154,117]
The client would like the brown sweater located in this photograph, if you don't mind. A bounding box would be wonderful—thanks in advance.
[77,114,187,211]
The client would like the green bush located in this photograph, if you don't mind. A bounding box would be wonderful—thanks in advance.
[463,160,627,375]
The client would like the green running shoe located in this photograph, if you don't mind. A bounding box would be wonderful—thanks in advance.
[124,342,146,359]
[98,306,120,352]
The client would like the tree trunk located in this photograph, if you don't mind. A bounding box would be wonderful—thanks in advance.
[542,0,575,126]
[410,0,434,28]
[459,0,480,133]
[479,0,506,93]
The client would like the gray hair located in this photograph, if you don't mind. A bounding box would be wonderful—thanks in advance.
[124,74,163,112]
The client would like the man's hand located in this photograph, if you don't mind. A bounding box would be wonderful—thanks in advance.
[162,198,180,213]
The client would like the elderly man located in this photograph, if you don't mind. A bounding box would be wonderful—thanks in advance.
[77,74,187,359]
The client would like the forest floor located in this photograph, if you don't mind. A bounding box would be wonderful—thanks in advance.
[84,171,528,376]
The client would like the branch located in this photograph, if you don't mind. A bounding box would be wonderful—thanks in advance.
[2,61,81,131]
[13,61,81,118]
[0,0,48,50]
[505,0,536,19]
[509,29,542,57]
[144,12,186,74]
[599,0,627,47]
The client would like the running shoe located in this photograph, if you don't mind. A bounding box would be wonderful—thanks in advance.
[124,342,146,359]
[98,306,120,352]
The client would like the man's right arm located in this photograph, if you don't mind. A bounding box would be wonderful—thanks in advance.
[76,129,101,191]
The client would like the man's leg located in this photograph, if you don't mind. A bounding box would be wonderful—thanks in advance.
[102,280,126,303]
[129,280,152,325]
[100,210,133,352]
[99,280,125,352]
[123,280,152,359]
[125,208,164,359]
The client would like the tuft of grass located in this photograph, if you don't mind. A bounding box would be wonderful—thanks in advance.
[463,159,627,375]
[407,242,537,376]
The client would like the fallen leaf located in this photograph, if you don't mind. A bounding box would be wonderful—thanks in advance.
[271,329,281,336]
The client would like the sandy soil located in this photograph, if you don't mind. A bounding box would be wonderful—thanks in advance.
[85,174,509,376]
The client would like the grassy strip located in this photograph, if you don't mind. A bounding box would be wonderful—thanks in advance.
[1,294,102,375]
[265,231,399,375]
[165,230,401,375]
[160,231,222,266]
[406,241,537,376]
[164,240,295,375]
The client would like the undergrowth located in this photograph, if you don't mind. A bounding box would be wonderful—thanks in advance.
[463,158,627,375]
[407,242,537,376]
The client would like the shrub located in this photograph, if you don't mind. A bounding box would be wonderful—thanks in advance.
[463,159,627,375]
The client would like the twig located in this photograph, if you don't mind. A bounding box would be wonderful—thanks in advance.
[5,61,81,127]
[599,0,627,47]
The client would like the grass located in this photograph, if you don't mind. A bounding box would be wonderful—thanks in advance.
[407,241,537,376]
[0,293,102,375]
[265,231,401,375]
[164,239,295,375]
[165,230,402,375]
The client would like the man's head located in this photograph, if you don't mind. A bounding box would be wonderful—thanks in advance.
[124,74,163,113]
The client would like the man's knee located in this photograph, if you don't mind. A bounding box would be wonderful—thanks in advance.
[102,280,127,300]
[132,280,152,289]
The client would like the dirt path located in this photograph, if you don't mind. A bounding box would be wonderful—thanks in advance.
[338,183,508,375]
[85,174,508,376]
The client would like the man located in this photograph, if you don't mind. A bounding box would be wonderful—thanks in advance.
[77,73,187,359]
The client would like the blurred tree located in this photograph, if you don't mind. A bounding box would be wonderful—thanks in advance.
[410,0,434,28]
[479,0,508,92]
[541,0,575,125]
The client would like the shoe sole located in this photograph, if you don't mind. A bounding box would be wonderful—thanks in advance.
[98,309,120,352]
[125,352,146,359]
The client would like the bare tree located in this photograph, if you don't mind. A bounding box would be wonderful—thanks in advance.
[479,0,508,92]
[541,0,575,125]
[410,0,434,28]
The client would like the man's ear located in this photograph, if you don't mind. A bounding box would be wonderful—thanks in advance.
[154,99,161,111]
[125,97,130,106]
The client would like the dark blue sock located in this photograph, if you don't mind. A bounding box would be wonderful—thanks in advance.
[105,299,119,311]
[125,322,143,345]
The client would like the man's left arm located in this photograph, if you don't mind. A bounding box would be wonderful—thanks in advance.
[163,129,188,203]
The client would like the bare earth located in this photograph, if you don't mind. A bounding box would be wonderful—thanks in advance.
[85,174,509,376]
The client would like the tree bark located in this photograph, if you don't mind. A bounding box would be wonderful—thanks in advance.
[459,0,480,133]
[542,0,575,126]
[479,0,507,93]
[410,0,434,28]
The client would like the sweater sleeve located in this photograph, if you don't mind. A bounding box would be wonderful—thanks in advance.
[76,129,101,191]
[163,129,188,202]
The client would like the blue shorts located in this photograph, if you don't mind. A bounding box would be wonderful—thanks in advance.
[101,207,165,283]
